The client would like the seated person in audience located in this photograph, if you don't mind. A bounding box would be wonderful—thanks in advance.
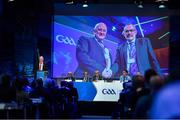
[92,70,103,81]
[67,82,79,103]
[82,71,91,82]
[119,69,132,82]
[65,72,75,82]
[134,75,164,119]
[29,78,47,98]
[118,80,133,118]
[58,81,71,102]
[119,75,148,118]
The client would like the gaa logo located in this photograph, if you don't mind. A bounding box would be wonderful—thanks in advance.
[56,35,76,46]
[102,89,116,95]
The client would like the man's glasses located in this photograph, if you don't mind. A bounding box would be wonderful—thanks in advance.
[124,29,135,33]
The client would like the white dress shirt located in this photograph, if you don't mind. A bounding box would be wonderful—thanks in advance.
[39,63,44,71]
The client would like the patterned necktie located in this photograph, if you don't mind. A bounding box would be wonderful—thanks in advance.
[129,42,138,76]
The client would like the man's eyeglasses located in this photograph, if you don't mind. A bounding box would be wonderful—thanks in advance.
[125,29,135,33]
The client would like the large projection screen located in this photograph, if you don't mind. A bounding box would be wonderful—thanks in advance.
[52,16,169,78]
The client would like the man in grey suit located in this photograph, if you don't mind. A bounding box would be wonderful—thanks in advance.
[113,24,162,77]
[74,22,112,78]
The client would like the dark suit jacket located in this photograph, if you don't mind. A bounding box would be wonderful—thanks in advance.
[38,63,47,71]
[113,38,162,77]
[64,77,75,82]
[83,77,92,82]
[74,36,112,77]
[92,75,103,81]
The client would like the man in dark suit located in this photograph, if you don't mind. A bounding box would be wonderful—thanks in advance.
[35,55,48,80]
[38,56,47,71]
[82,71,91,82]
[113,24,162,77]
[74,22,112,78]
[65,72,75,82]
[92,70,103,81]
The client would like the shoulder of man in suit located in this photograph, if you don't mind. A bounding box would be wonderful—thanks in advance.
[79,36,93,41]
[137,37,150,41]
[78,36,94,45]
[136,37,151,45]
[117,43,124,49]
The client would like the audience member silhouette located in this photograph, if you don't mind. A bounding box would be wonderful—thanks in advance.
[134,75,164,118]
[150,80,180,119]
[0,74,16,102]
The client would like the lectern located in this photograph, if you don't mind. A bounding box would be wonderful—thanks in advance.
[36,71,48,81]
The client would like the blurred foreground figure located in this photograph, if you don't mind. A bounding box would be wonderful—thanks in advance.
[150,81,180,119]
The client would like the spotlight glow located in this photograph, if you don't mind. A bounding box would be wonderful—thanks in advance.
[82,4,88,7]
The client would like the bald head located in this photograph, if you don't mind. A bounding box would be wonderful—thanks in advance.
[39,56,44,64]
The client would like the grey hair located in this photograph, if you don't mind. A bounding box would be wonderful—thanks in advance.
[122,24,137,35]
[93,22,107,31]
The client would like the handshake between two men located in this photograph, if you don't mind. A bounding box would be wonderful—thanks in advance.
[102,68,113,78]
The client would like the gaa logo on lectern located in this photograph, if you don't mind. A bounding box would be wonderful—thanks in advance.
[102,89,116,95]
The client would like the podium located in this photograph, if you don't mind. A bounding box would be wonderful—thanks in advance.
[36,71,48,82]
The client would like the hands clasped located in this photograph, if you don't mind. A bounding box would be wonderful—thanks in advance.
[102,68,112,78]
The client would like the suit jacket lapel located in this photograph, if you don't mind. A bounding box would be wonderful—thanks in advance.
[93,37,105,60]
[136,38,140,62]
